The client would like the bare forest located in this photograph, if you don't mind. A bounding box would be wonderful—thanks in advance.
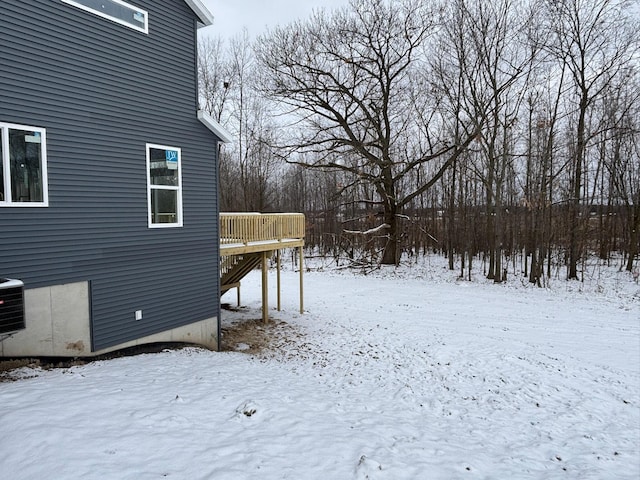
[199,0,640,283]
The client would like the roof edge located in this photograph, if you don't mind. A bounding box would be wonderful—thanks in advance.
[185,0,215,28]
[198,110,233,144]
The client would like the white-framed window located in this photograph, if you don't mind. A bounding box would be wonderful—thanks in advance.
[0,122,49,207]
[146,144,183,228]
[61,0,148,34]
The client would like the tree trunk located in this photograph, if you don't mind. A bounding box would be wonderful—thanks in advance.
[448,159,457,271]
[493,190,504,283]
[381,165,399,265]
[626,205,640,272]
[568,84,589,280]
[381,208,399,265]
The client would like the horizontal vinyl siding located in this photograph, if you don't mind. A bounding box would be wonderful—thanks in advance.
[0,0,220,351]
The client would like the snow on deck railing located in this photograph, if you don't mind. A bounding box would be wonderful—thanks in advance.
[220,213,305,245]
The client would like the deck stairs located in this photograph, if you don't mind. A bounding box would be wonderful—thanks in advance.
[220,253,262,293]
[219,213,306,319]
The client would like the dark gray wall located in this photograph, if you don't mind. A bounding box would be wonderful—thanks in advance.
[0,0,220,351]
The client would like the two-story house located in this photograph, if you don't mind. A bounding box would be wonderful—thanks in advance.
[0,0,231,356]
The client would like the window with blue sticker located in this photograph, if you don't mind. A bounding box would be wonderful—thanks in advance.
[146,144,182,227]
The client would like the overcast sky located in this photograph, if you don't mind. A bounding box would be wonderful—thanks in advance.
[200,0,351,39]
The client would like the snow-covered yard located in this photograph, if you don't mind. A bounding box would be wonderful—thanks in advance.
[1,257,638,479]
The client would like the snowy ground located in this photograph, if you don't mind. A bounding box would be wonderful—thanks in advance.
[1,256,638,479]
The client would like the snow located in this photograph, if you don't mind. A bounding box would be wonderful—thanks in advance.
[1,256,639,479]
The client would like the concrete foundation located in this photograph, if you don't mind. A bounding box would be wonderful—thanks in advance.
[0,281,218,357]
[92,315,219,357]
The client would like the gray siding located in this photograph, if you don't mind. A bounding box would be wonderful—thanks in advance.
[0,0,220,351]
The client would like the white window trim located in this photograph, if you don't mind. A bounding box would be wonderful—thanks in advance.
[146,143,183,229]
[61,0,149,34]
[0,122,49,208]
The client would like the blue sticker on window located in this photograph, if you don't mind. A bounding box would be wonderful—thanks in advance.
[166,150,178,170]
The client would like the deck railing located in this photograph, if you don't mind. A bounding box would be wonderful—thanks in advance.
[219,213,306,319]
[220,213,305,246]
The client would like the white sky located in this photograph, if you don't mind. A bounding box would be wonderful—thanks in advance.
[198,0,640,39]
[200,0,351,39]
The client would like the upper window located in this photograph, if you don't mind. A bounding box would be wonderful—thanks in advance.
[61,0,148,34]
[0,123,49,207]
[146,144,183,228]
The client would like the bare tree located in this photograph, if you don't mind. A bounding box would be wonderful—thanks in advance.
[523,65,567,285]
[198,36,233,122]
[199,31,281,212]
[255,0,483,265]
[198,0,638,274]
[542,0,637,279]
[601,67,640,272]
[198,36,236,210]
[435,0,537,281]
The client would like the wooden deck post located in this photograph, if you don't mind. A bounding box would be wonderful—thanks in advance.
[261,251,268,323]
[299,246,304,314]
[276,249,281,311]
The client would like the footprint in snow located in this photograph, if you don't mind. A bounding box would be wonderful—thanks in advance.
[356,455,382,479]
[235,400,259,418]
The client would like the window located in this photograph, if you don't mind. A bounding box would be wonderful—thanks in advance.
[61,0,148,34]
[146,144,182,228]
[0,122,48,207]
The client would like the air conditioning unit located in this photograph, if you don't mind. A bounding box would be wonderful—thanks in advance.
[0,278,25,336]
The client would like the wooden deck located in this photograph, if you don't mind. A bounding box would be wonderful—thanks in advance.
[219,213,305,320]
[220,213,305,255]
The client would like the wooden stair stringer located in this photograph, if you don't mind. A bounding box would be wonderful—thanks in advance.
[220,253,262,292]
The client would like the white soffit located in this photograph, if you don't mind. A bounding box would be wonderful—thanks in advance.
[197,110,233,144]
[185,0,215,28]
